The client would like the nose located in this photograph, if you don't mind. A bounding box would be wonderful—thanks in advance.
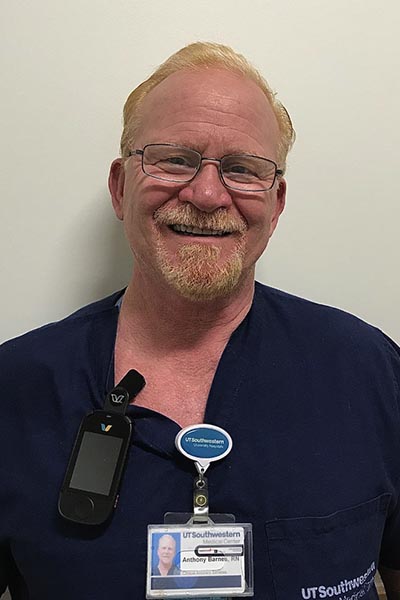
[178,161,233,213]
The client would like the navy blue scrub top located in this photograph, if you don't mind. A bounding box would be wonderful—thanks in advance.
[1,283,399,599]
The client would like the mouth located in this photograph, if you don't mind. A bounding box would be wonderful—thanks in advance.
[168,224,232,237]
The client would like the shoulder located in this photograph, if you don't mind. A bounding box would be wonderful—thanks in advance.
[169,565,181,575]
[253,282,400,380]
[0,290,124,390]
[1,290,123,354]
[254,281,398,345]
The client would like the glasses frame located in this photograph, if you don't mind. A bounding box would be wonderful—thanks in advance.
[128,143,283,192]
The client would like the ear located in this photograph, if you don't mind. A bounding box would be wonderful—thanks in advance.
[269,178,286,237]
[108,159,126,220]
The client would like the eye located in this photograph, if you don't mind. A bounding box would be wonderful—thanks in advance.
[223,158,259,180]
[156,152,198,172]
[164,156,192,167]
[222,155,276,185]
[226,164,254,175]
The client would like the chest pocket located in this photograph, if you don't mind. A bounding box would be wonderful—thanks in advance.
[265,494,390,600]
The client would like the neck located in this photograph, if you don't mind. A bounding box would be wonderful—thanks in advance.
[118,268,255,352]
[158,562,172,575]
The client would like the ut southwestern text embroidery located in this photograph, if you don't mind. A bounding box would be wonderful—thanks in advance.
[301,561,375,599]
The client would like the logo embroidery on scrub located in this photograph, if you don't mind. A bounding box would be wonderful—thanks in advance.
[300,561,376,599]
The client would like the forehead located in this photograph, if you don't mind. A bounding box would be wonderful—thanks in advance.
[159,535,175,546]
[136,68,280,155]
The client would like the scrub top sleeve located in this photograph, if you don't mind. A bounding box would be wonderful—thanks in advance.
[380,484,400,570]
[380,463,400,569]
[379,337,400,569]
[0,543,12,595]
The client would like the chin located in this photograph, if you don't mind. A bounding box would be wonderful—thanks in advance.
[156,242,245,302]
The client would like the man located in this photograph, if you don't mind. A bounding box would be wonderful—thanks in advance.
[152,534,180,576]
[0,42,399,599]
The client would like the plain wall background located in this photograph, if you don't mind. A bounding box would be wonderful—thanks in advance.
[1,0,399,345]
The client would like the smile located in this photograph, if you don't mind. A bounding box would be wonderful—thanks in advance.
[169,224,231,237]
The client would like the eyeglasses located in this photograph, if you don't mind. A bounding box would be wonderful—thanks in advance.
[128,143,283,192]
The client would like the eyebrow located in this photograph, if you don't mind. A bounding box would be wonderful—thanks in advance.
[157,142,265,157]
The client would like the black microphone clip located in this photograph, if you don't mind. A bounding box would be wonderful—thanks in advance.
[103,369,146,415]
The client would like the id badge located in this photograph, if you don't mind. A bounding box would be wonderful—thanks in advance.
[146,424,254,598]
[146,522,253,598]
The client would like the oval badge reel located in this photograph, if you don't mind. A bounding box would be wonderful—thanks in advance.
[175,423,233,476]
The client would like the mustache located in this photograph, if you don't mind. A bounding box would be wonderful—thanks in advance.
[153,204,247,233]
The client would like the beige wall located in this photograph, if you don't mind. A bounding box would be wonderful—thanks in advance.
[1,0,399,343]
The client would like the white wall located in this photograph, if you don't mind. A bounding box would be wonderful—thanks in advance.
[1,0,399,343]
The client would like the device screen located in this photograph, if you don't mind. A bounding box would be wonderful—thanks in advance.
[69,431,123,496]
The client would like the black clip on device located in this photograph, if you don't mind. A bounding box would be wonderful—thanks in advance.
[58,369,145,525]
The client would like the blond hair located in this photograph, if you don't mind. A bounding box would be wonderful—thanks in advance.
[120,42,295,172]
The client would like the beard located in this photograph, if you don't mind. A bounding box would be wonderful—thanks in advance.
[153,205,247,301]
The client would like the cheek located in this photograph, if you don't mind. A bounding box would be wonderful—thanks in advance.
[121,189,166,249]
[241,204,277,256]
[128,182,183,220]
[240,203,272,234]
[247,195,280,233]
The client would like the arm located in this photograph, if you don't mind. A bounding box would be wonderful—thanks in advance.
[0,543,11,598]
[380,565,400,600]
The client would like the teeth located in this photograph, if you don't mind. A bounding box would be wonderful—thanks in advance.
[171,224,228,236]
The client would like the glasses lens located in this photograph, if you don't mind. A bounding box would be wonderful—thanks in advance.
[143,145,200,182]
[221,155,277,191]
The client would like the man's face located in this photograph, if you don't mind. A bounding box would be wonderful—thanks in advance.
[157,535,176,567]
[110,68,286,301]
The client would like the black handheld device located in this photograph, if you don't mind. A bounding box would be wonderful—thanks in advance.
[58,369,145,525]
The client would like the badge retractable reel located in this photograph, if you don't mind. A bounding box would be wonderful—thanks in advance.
[58,369,145,525]
[146,424,254,599]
